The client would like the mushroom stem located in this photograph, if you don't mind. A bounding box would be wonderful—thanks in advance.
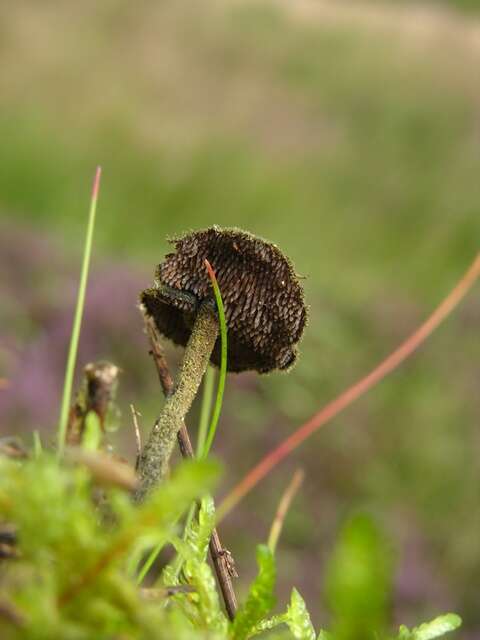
[135,303,218,502]
[141,312,238,620]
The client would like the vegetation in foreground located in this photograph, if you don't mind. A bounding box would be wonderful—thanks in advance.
[0,451,462,639]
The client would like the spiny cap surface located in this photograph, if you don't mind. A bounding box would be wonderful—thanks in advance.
[141,227,307,373]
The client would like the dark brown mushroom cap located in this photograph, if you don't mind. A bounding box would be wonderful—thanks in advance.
[141,227,307,373]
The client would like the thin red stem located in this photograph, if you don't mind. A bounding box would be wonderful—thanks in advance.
[217,254,480,521]
[92,166,102,201]
[204,258,215,282]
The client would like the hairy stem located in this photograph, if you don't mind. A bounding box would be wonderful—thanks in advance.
[135,304,218,502]
[142,312,238,620]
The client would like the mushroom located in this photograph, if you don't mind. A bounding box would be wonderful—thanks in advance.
[135,226,307,500]
[141,226,307,373]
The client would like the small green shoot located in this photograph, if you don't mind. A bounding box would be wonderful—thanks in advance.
[397,614,462,640]
[232,544,276,640]
[32,431,43,459]
[285,588,316,640]
[82,412,102,451]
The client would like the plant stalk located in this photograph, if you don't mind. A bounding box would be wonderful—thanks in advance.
[141,312,238,620]
[217,252,480,521]
[135,304,218,502]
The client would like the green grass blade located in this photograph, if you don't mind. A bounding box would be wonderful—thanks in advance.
[197,365,215,458]
[203,259,227,458]
[57,167,101,457]
[32,431,43,458]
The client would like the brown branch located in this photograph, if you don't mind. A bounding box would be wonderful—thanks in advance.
[130,404,142,471]
[142,312,238,620]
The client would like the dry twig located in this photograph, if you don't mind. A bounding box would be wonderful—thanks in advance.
[268,469,305,553]
[130,404,142,471]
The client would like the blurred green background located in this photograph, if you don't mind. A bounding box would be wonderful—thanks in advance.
[1,0,479,634]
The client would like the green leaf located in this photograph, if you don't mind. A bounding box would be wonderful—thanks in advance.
[159,495,215,587]
[397,614,462,640]
[164,532,228,632]
[232,544,276,640]
[325,513,392,640]
[126,458,219,587]
[183,556,228,632]
[160,497,226,633]
[249,613,287,637]
[141,459,220,521]
[185,495,216,563]
[285,588,316,640]
[246,589,317,640]
[137,486,216,585]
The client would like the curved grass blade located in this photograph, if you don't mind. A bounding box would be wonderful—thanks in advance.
[197,365,215,457]
[203,259,227,458]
